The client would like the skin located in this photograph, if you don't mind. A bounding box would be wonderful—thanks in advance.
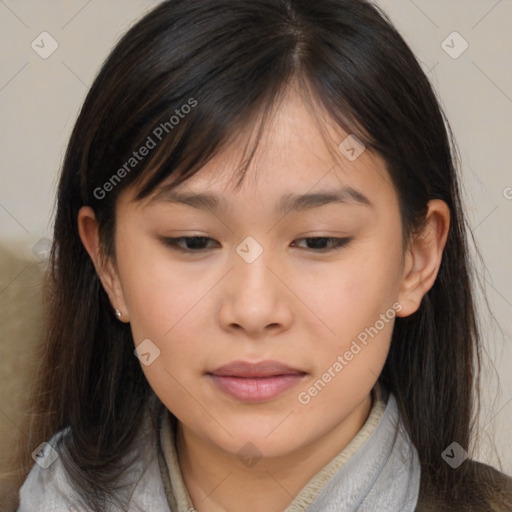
[78,86,450,512]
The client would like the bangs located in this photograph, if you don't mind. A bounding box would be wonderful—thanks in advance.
[123,74,374,205]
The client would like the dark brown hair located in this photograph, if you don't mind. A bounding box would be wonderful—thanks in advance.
[8,0,511,510]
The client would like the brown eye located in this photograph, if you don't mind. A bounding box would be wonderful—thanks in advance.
[161,236,219,252]
[291,237,353,252]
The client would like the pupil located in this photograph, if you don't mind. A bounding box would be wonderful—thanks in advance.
[188,237,207,249]
[309,238,327,249]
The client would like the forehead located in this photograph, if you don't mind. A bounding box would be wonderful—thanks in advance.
[134,87,396,210]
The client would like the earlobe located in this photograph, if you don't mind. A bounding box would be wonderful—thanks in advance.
[77,206,129,322]
[396,200,450,317]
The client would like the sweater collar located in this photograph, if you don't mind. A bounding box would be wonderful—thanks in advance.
[157,384,420,511]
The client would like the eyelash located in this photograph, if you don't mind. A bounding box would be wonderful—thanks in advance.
[161,236,353,254]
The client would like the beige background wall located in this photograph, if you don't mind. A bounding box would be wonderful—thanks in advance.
[1,0,511,508]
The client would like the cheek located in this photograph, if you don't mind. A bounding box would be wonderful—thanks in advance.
[117,239,194,334]
[299,243,402,344]
[116,239,213,377]
[118,247,209,416]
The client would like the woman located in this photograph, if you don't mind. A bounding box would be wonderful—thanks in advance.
[12,0,512,510]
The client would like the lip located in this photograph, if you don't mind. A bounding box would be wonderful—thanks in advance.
[209,360,304,378]
[207,360,307,403]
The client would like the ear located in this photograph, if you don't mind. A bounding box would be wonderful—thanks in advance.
[396,199,451,317]
[77,206,130,322]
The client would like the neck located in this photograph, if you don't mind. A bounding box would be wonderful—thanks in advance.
[176,393,372,512]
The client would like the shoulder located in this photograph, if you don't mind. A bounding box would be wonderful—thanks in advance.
[466,459,512,486]
[466,459,512,510]
[16,413,171,512]
[415,459,512,512]
[17,428,84,511]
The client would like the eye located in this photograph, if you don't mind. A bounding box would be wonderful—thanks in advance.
[161,236,219,252]
[160,236,352,254]
[291,237,353,252]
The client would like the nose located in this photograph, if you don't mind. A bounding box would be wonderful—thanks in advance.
[217,240,293,339]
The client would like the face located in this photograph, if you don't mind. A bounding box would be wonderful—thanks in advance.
[102,88,410,460]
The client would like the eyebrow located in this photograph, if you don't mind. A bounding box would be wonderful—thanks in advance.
[149,184,373,215]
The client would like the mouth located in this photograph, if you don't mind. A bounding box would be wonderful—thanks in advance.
[207,360,307,403]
